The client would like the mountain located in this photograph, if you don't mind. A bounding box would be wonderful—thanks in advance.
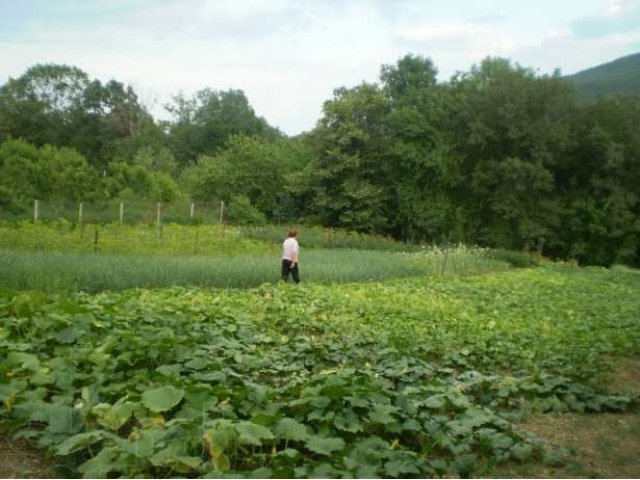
[564,52,640,101]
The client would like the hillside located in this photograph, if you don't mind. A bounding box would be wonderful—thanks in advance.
[565,52,640,101]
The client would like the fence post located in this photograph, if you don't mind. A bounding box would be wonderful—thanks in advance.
[190,202,195,219]
[34,199,39,221]
[440,239,450,276]
[119,202,124,225]
[94,228,99,253]
[78,202,83,224]
[156,202,162,245]
[219,200,225,237]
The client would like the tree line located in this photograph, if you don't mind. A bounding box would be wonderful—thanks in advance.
[1,57,639,266]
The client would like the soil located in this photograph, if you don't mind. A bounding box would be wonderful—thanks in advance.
[493,356,640,478]
[0,436,59,479]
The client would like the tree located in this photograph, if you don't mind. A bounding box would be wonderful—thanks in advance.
[0,64,164,170]
[556,97,640,265]
[0,64,88,146]
[380,54,461,242]
[166,89,280,164]
[304,83,391,232]
[80,79,164,167]
[103,160,179,202]
[0,139,98,203]
[444,58,574,250]
[132,146,178,176]
[184,135,307,220]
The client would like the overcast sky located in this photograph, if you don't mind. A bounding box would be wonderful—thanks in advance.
[1,0,639,135]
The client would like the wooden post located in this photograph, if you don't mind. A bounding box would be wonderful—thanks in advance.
[94,229,99,253]
[34,199,39,221]
[190,202,195,218]
[119,202,124,225]
[78,202,83,224]
[156,202,162,245]
[219,201,225,237]
[440,239,450,276]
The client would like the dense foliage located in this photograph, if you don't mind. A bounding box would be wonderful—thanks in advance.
[1,266,638,478]
[1,56,639,266]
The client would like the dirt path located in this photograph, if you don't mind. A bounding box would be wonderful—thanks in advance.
[497,356,640,478]
[520,412,640,478]
[0,436,59,479]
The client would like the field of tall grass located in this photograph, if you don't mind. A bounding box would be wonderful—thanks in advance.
[0,221,420,256]
[0,246,510,292]
[0,221,516,292]
[0,220,271,256]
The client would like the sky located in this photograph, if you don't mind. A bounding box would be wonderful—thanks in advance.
[1,0,639,135]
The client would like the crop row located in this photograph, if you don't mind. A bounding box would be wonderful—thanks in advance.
[1,266,638,477]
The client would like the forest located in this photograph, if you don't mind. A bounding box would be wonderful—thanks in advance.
[1,55,639,267]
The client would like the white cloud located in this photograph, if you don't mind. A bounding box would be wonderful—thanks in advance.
[606,0,638,15]
[1,0,639,135]
[393,22,520,79]
[512,29,640,75]
[411,24,517,53]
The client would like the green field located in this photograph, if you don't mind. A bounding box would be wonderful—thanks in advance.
[0,221,513,292]
[0,223,639,478]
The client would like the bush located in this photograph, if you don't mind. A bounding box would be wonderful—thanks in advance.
[226,195,267,225]
[489,248,541,268]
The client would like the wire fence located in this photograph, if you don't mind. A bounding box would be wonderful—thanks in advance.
[1,199,230,225]
[0,199,425,254]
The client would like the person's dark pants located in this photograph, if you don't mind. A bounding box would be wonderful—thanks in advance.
[281,259,300,283]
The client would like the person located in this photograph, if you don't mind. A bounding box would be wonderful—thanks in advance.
[281,229,300,283]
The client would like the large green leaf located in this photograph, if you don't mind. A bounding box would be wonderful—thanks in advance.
[142,386,185,412]
[368,404,399,424]
[6,352,40,371]
[78,446,121,478]
[334,410,363,433]
[119,430,157,458]
[235,421,274,446]
[274,418,308,442]
[92,402,133,431]
[34,404,82,434]
[424,395,447,409]
[305,436,345,456]
[56,431,105,455]
[385,458,421,477]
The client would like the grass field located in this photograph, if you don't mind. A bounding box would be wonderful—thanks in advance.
[0,221,419,256]
[0,222,513,292]
[0,222,638,478]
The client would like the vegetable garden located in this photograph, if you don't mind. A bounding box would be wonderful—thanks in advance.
[0,223,639,478]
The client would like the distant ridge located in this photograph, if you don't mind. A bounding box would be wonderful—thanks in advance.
[564,52,640,101]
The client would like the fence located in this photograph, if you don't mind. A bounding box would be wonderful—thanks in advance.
[2,199,230,225]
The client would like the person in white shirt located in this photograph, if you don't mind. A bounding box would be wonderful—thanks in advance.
[281,229,300,283]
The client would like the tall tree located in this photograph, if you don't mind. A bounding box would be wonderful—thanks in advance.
[380,54,460,242]
[0,64,163,170]
[557,97,640,265]
[0,64,89,147]
[444,58,573,250]
[166,88,280,165]
[79,79,163,168]
[305,83,391,232]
